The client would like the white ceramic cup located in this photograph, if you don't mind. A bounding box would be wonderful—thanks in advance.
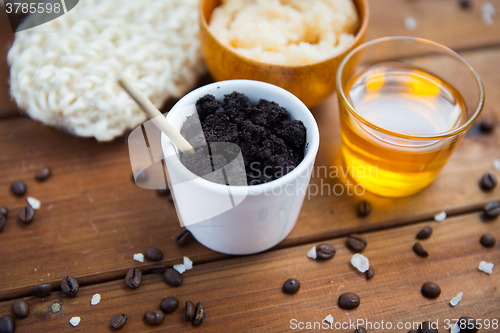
[161,80,320,255]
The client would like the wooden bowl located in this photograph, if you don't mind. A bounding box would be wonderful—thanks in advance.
[199,0,369,108]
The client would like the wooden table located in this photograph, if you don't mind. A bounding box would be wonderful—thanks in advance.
[1,1,500,332]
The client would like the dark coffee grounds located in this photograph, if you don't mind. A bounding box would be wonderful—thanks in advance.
[180,92,306,185]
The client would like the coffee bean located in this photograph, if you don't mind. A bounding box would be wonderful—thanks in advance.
[110,313,127,330]
[125,268,142,289]
[418,321,438,333]
[365,267,375,280]
[0,207,8,218]
[480,173,497,191]
[0,216,5,232]
[458,0,471,10]
[416,225,433,240]
[11,180,26,196]
[12,299,29,319]
[484,202,500,218]
[413,242,429,257]
[61,276,79,297]
[176,229,193,247]
[0,315,15,333]
[479,119,495,133]
[160,297,179,313]
[32,283,52,298]
[18,206,34,224]
[347,235,367,252]
[193,302,206,326]
[35,167,51,181]
[480,233,496,247]
[145,247,163,261]
[338,292,360,309]
[354,328,367,333]
[185,301,196,321]
[282,278,300,294]
[164,268,182,287]
[357,200,372,217]
[421,282,441,299]
[150,264,168,275]
[144,309,164,326]
[316,244,335,259]
[457,316,478,333]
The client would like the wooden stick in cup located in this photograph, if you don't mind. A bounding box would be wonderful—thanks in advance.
[116,73,195,155]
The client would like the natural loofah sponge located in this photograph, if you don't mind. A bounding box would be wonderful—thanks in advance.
[8,0,205,141]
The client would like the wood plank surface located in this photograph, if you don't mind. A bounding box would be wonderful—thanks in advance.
[0,46,499,300]
[0,3,17,118]
[0,212,498,332]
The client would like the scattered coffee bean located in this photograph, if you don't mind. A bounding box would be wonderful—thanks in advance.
[0,315,15,333]
[338,292,360,310]
[18,206,34,224]
[413,242,429,258]
[144,309,164,326]
[480,233,496,247]
[282,278,300,294]
[157,187,170,196]
[458,0,471,10]
[164,268,183,287]
[0,207,8,218]
[0,216,5,232]
[32,283,52,298]
[357,200,372,217]
[185,301,196,321]
[418,321,438,333]
[35,167,51,181]
[110,313,128,330]
[11,180,26,196]
[480,173,497,191]
[160,297,179,314]
[347,235,367,252]
[457,316,478,333]
[416,225,433,240]
[150,264,168,275]
[316,244,336,259]
[365,267,375,280]
[124,268,142,289]
[193,302,206,326]
[145,247,163,261]
[354,328,367,333]
[484,202,500,218]
[176,229,193,247]
[479,119,494,133]
[61,276,79,297]
[12,299,29,319]
[421,282,441,299]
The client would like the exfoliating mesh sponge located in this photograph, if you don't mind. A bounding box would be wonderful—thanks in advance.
[8,0,205,141]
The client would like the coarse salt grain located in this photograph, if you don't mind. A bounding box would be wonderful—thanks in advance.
[307,246,317,259]
[324,314,334,324]
[450,291,463,306]
[404,16,417,31]
[482,1,496,25]
[183,257,193,270]
[434,211,447,222]
[69,317,81,327]
[478,261,494,274]
[351,253,369,273]
[133,253,144,262]
[451,323,460,333]
[27,197,41,210]
[493,159,500,170]
[90,293,101,305]
[173,264,186,274]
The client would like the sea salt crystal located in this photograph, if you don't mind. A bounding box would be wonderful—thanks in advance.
[450,291,463,306]
[183,257,193,270]
[351,253,369,273]
[482,1,496,25]
[69,317,81,327]
[324,314,334,324]
[173,264,186,274]
[434,211,447,222]
[27,197,41,210]
[493,159,500,170]
[451,323,460,333]
[133,253,144,262]
[90,293,101,305]
[478,261,494,274]
[307,246,317,259]
[404,16,417,31]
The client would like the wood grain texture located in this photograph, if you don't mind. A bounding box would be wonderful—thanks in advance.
[0,3,18,118]
[0,212,498,332]
[0,47,499,300]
